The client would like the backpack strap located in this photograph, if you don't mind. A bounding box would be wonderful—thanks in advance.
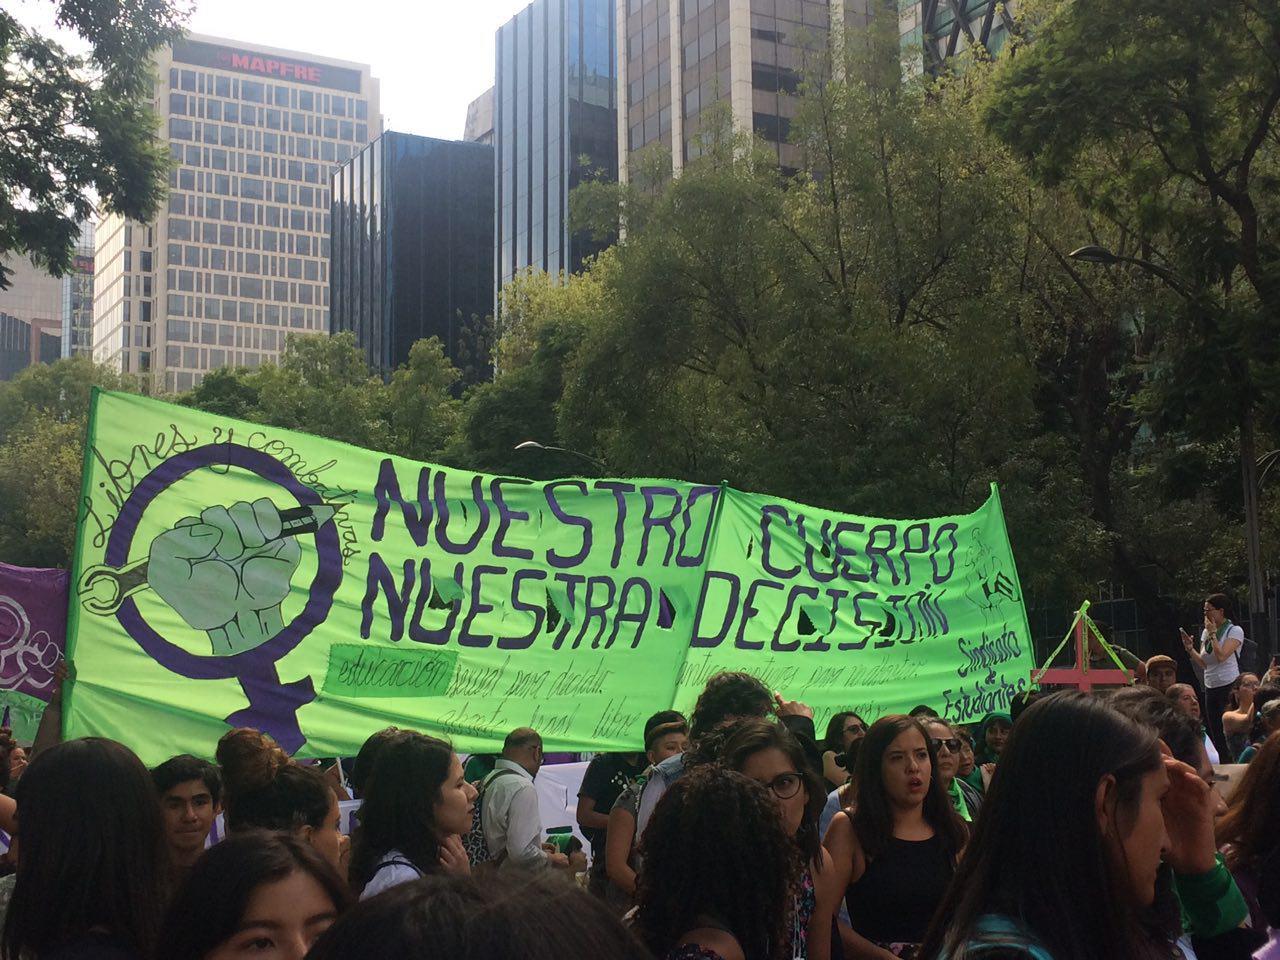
[478,767,521,795]
[372,856,423,879]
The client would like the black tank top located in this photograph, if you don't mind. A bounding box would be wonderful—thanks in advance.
[844,833,954,946]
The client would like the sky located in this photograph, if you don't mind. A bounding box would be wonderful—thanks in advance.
[9,0,535,139]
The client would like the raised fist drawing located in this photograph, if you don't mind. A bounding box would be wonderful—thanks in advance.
[148,499,301,655]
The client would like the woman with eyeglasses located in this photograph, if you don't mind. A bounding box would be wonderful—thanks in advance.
[922,719,982,823]
[823,716,967,959]
[821,711,868,791]
[720,720,841,960]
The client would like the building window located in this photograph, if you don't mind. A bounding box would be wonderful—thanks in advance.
[752,112,791,142]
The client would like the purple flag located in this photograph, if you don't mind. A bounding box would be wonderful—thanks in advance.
[0,562,67,702]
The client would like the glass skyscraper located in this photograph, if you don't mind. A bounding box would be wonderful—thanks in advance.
[494,0,618,315]
[92,34,381,390]
[330,132,495,375]
[62,222,95,358]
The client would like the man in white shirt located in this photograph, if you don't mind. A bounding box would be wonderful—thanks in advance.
[481,727,567,871]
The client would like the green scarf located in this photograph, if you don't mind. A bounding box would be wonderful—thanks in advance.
[946,778,972,822]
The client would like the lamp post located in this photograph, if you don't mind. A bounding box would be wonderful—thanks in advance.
[513,440,607,473]
[1069,244,1273,659]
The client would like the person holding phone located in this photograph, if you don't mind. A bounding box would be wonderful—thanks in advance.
[1180,593,1244,758]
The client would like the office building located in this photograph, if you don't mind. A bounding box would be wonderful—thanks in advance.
[464,88,495,144]
[93,34,381,389]
[0,312,60,381]
[618,0,885,178]
[62,222,95,358]
[331,132,494,375]
[494,0,618,315]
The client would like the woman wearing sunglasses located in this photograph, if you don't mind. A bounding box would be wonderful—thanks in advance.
[923,719,983,823]
[823,715,967,959]
[721,720,842,960]
[821,711,868,791]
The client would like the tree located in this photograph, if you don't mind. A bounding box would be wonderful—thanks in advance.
[558,62,1042,526]
[985,0,1280,644]
[0,356,140,567]
[385,338,464,464]
[1,0,189,286]
[455,269,603,477]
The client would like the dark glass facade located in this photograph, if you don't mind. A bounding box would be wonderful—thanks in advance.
[495,0,617,312]
[0,312,59,381]
[330,132,495,374]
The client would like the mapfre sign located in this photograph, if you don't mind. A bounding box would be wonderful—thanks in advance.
[172,39,363,94]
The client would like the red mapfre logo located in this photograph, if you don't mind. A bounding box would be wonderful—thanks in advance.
[215,49,322,83]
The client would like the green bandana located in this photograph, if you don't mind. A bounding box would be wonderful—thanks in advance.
[947,778,972,822]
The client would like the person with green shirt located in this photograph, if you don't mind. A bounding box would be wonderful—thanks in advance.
[963,712,1012,794]
[924,718,982,822]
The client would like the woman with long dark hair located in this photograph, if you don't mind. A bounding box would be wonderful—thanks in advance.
[919,691,1252,960]
[823,715,966,958]
[348,731,476,898]
[156,832,350,960]
[635,765,799,960]
[721,720,840,960]
[1218,730,1280,931]
[821,711,867,791]
[1221,673,1261,762]
[2,738,169,960]
[216,729,346,876]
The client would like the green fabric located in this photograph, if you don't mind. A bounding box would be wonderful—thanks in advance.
[64,391,1036,764]
[1238,744,1258,763]
[1174,854,1249,940]
[463,754,497,782]
[961,767,986,794]
[945,777,971,821]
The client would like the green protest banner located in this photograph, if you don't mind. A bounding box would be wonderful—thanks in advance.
[64,390,1033,764]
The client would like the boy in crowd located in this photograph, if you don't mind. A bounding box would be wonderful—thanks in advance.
[151,754,222,878]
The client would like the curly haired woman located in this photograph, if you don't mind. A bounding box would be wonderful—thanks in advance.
[635,765,800,960]
[721,719,841,960]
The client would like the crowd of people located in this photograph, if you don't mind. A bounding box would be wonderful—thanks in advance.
[0,596,1278,959]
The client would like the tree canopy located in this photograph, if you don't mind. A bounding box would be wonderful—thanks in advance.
[0,0,189,286]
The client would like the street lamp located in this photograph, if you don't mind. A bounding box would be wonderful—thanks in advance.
[513,440,607,472]
[1067,245,1193,300]
[1070,243,1272,659]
